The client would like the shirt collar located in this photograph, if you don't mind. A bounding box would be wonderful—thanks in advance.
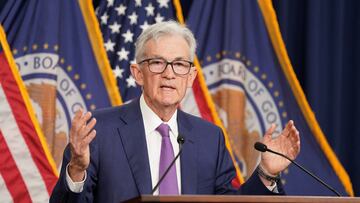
[139,94,178,136]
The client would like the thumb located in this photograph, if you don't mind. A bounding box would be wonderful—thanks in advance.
[263,124,276,142]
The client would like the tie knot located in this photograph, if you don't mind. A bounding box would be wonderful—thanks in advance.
[156,123,170,138]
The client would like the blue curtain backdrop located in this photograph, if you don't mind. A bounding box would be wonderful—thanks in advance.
[272,0,360,196]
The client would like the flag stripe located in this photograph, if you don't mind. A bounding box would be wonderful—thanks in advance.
[192,76,214,122]
[0,25,58,194]
[1,80,54,195]
[0,174,14,203]
[0,54,54,196]
[181,88,202,117]
[257,0,353,196]
[0,130,29,203]
[0,84,49,201]
[78,0,123,106]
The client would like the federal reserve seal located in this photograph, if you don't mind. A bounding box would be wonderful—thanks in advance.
[13,45,90,169]
[183,52,287,179]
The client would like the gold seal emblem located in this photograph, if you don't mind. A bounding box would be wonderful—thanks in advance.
[15,48,89,169]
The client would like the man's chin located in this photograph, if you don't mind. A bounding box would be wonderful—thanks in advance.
[158,99,180,108]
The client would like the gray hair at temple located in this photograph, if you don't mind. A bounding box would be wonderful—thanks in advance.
[134,20,197,63]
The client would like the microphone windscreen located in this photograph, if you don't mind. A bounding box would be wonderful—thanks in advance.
[254,142,267,152]
[177,135,185,144]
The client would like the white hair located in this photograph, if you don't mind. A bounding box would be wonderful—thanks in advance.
[134,20,197,62]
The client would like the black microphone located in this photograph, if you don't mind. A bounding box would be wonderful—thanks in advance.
[151,134,185,194]
[254,142,341,196]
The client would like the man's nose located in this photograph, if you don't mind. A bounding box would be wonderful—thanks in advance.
[162,63,176,77]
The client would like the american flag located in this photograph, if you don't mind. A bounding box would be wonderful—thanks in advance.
[96,0,176,102]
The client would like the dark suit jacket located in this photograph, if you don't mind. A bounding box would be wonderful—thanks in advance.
[50,98,283,202]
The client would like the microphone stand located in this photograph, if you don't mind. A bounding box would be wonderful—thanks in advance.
[151,135,185,194]
[254,142,341,196]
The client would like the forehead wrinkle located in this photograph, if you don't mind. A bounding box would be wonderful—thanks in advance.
[145,36,190,58]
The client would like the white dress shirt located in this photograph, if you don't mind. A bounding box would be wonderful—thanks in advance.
[66,94,182,194]
[139,94,181,195]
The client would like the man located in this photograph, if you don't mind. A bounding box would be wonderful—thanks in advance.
[51,21,300,202]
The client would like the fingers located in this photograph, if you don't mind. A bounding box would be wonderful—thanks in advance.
[263,123,276,142]
[73,111,93,132]
[292,127,300,153]
[79,117,97,139]
[70,110,97,148]
[70,109,83,135]
[265,123,277,135]
[71,110,94,135]
[73,108,83,121]
[286,121,300,159]
[283,120,294,137]
[83,129,97,146]
[68,109,97,174]
[288,121,299,143]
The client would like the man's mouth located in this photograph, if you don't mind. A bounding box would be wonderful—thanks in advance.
[160,85,176,90]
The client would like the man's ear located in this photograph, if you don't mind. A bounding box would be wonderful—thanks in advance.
[187,67,198,88]
[130,64,144,86]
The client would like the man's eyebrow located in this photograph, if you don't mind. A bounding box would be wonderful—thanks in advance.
[146,55,190,61]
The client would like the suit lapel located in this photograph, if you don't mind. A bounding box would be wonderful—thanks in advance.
[117,99,152,195]
[178,111,198,194]
[116,101,199,195]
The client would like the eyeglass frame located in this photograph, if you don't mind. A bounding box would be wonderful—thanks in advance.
[138,57,194,75]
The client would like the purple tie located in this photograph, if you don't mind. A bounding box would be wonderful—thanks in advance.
[156,123,179,195]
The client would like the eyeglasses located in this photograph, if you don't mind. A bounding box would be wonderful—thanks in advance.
[138,58,194,75]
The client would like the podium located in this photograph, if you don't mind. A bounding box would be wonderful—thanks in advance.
[126,195,360,203]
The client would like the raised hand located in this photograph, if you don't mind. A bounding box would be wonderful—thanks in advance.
[68,109,97,182]
[259,120,300,177]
